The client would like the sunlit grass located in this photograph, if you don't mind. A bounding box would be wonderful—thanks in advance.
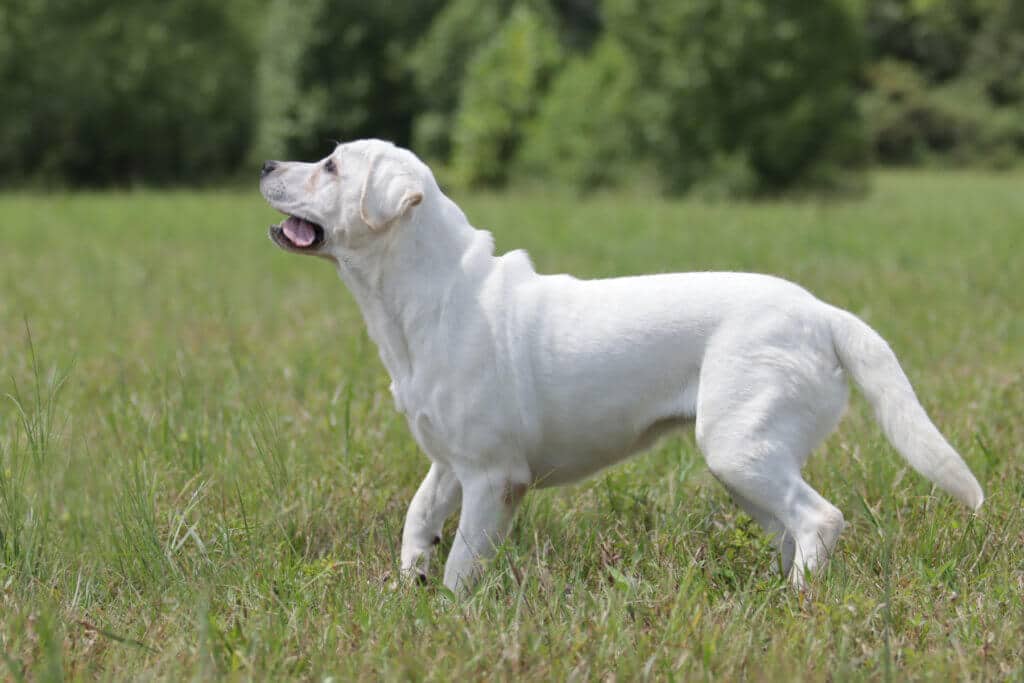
[1,170,1022,679]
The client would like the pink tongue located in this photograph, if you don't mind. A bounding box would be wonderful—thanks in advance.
[282,217,316,247]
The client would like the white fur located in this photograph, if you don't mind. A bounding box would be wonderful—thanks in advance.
[260,139,984,594]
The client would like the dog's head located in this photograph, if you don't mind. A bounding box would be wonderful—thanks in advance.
[259,139,428,259]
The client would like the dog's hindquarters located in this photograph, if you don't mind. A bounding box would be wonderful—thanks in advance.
[827,307,984,510]
[695,310,852,585]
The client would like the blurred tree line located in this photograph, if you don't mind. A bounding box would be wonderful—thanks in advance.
[1,0,1021,193]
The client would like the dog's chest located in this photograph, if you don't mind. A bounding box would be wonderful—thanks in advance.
[390,367,521,465]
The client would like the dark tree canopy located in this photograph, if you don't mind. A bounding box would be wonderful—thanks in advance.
[1,0,1021,191]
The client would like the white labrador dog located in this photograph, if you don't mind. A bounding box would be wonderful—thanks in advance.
[259,139,983,594]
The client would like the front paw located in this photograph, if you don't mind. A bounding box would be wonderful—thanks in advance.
[400,547,435,584]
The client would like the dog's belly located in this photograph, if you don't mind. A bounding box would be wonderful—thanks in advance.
[524,367,701,487]
[529,413,695,487]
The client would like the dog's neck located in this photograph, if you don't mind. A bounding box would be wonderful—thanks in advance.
[334,194,498,396]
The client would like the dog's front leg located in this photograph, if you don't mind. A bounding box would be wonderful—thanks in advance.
[443,469,529,596]
[400,462,461,583]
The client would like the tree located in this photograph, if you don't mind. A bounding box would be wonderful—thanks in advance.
[449,4,563,187]
[254,1,445,163]
[606,0,869,194]
[518,38,641,190]
[409,0,515,161]
[0,0,255,185]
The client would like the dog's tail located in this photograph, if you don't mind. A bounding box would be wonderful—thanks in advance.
[828,307,983,510]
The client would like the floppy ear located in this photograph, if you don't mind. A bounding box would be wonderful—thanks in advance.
[359,154,424,231]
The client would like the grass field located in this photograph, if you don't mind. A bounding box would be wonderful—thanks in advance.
[1,171,1022,680]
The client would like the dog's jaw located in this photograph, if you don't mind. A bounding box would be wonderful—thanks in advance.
[268,215,326,253]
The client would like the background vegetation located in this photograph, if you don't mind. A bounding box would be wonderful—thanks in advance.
[3,1,1022,679]
[1,173,1022,678]
[2,0,1022,193]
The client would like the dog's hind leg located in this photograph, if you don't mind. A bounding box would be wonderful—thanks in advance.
[401,462,462,583]
[696,343,849,588]
[721,484,796,576]
[779,479,845,588]
[701,435,845,588]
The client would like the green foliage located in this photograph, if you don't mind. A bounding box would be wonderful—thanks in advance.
[861,60,937,163]
[409,0,514,161]
[605,0,869,195]
[255,1,444,162]
[251,0,325,165]
[0,0,1020,188]
[862,59,1024,166]
[0,0,255,185]
[450,4,563,187]
[860,0,1024,167]
[518,38,641,190]
[864,0,988,83]
[967,0,1024,106]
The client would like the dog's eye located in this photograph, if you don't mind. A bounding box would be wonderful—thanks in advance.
[324,159,337,174]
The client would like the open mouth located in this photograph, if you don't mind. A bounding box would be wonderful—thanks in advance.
[270,215,326,251]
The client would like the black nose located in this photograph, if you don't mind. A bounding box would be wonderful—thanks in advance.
[260,160,278,178]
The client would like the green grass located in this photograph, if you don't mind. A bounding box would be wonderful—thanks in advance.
[1,170,1022,680]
